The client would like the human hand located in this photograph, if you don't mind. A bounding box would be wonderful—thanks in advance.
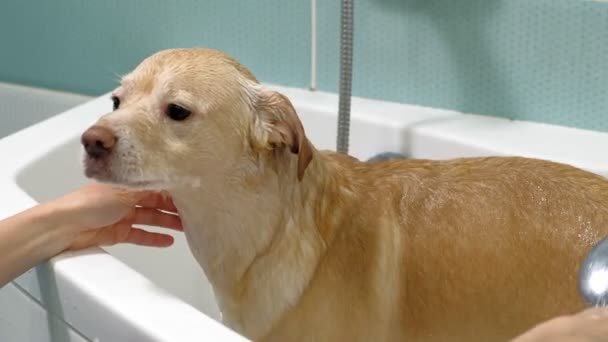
[512,307,608,342]
[48,182,182,252]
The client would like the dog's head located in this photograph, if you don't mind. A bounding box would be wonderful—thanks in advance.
[81,48,313,190]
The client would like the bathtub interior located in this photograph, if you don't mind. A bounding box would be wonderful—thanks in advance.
[13,98,412,326]
[8,83,608,341]
[6,84,427,340]
[0,82,89,139]
[15,136,223,321]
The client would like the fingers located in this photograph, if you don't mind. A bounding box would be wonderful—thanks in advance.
[92,183,179,213]
[101,185,177,213]
[67,215,180,251]
[131,207,183,231]
[136,192,179,213]
[125,227,175,247]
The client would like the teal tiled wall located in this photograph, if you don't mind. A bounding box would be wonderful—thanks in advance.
[318,0,608,131]
[0,0,607,131]
[0,1,310,95]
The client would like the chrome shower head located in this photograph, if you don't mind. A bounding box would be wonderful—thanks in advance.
[579,236,608,306]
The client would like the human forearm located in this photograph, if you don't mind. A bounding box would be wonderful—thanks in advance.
[0,201,73,287]
[0,183,181,288]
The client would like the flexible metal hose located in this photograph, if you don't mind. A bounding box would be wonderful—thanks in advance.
[336,0,353,154]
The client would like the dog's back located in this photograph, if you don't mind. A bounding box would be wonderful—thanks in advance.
[263,155,608,342]
[83,48,608,341]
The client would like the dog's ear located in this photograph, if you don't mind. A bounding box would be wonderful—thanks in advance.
[252,89,313,181]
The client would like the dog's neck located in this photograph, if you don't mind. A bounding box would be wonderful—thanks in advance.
[168,149,348,339]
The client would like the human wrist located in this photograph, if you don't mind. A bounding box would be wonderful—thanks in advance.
[33,197,83,253]
[0,199,77,286]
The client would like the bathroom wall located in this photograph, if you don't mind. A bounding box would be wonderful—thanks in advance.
[1,0,607,132]
[0,83,89,138]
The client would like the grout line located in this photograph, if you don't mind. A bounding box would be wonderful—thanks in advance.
[310,0,317,91]
[11,280,93,341]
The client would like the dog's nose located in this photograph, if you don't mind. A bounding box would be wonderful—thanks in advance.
[81,125,116,159]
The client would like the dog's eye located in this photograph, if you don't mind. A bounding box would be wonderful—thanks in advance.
[166,103,191,121]
[111,96,120,111]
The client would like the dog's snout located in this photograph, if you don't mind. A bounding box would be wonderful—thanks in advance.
[81,125,116,159]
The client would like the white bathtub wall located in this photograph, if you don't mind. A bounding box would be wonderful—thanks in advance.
[10,129,223,321]
[0,282,88,342]
[0,83,93,342]
[1,88,240,342]
[0,82,90,139]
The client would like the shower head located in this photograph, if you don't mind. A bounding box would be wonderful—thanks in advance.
[579,236,608,306]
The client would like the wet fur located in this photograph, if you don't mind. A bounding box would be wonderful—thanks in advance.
[82,48,608,341]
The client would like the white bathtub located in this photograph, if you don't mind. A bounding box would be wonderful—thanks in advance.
[1,82,607,341]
